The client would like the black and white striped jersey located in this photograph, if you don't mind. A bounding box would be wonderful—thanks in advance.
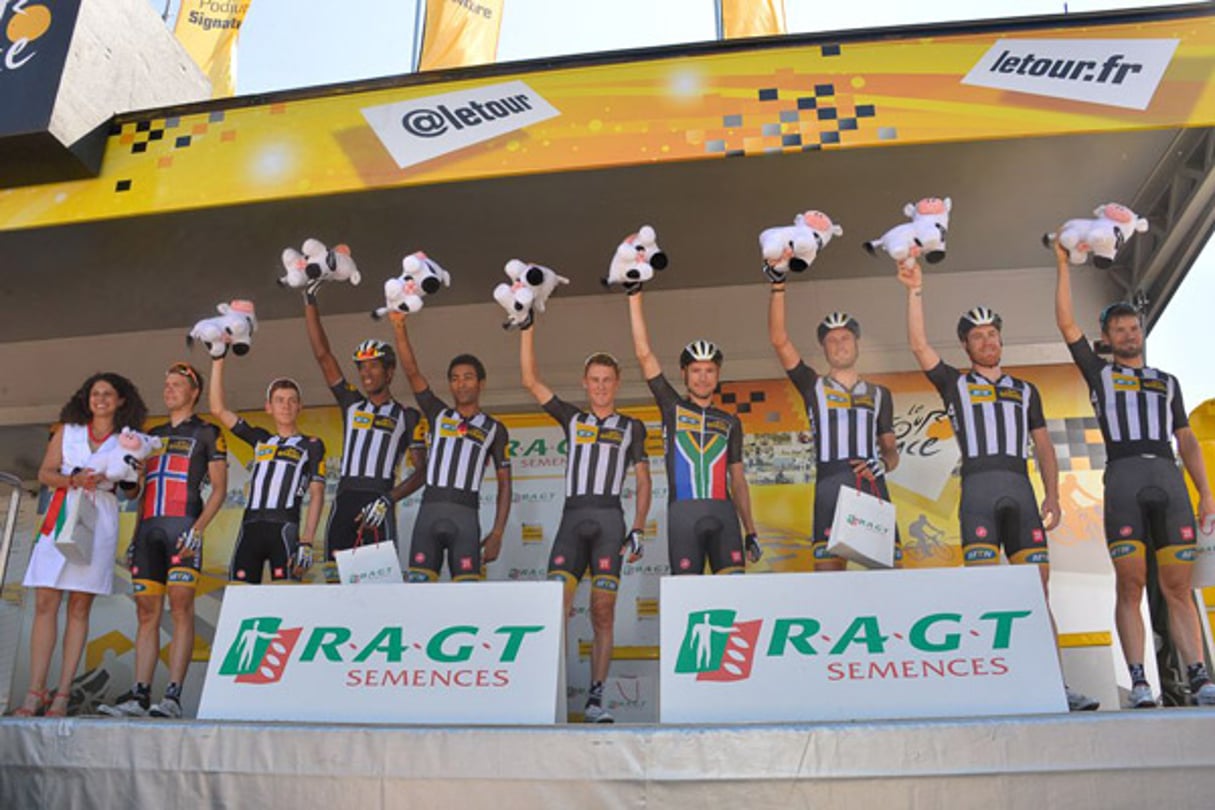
[925,361,1044,475]
[787,362,893,468]
[415,388,509,503]
[541,396,647,503]
[230,420,326,519]
[330,381,424,493]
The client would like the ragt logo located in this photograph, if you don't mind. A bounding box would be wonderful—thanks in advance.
[0,1,52,72]
[362,80,560,171]
[962,38,1179,111]
[674,610,763,682]
[218,617,302,684]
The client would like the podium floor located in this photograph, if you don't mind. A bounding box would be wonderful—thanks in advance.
[3,710,1214,809]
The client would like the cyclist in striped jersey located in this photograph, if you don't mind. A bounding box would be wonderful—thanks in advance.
[304,289,425,581]
[628,289,760,575]
[900,258,1096,711]
[388,311,511,582]
[519,324,652,722]
[209,357,326,584]
[1055,240,1215,707]
[767,271,900,571]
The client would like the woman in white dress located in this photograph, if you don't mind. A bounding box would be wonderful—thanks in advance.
[14,373,147,717]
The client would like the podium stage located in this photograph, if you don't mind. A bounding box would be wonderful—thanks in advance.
[4,710,1215,809]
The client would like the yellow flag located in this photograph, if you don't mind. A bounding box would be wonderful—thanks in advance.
[718,0,786,39]
[418,0,505,71]
[173,0,253,97]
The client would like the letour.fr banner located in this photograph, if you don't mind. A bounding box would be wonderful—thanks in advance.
[659,567,1066,723]
[2,9,1214,231]
[197,581,565,724]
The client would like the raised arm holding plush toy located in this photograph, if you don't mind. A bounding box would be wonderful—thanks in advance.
[758,210,843,283]
[493,259,570,330]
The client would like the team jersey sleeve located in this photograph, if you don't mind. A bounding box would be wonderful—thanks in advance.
[541,396,580,427]
[646,374,680,410]
[205,421,228,462]
[786,361,819,407]
[924,360,960,398]
[1172,377,1190,432]
[230,419,270,448]
[1066,336,1107,390]
[728,415,744,465]
[876,385,895,436]
[329,379,361,410]
[414,387,448,424]
[405,407,427,449]
[306,437,327,483]
[628,418,649,466]
[489,421,511,470]
[1026,383,1047,431]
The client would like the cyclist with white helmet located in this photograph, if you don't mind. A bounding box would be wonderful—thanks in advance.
[628,289,760,574]
[768,272,900,571]
[304,288,425,581]
[898,258,1098,711]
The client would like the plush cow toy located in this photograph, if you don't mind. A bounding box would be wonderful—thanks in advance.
[372,251,451,319]
[493,259,570,330]
[603,225,668,293]
[759,210,843,282]
[279,239,361,289]
[1044,203,1149,269]
[864,197,952,265]
[95,428,163,485]
[187,300,258,358]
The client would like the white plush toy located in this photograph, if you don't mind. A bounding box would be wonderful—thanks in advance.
[187,300,258,358]
[759,210,843,280]
[279,239,361,288]
[95,428,163,484]
[493,259,570,330]
[863,197,952,265]
[603,225,668,293]
[371,251,451,319]
[1045,202,1149,269]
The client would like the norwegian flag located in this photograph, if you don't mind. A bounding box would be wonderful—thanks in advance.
[143,453,190,519]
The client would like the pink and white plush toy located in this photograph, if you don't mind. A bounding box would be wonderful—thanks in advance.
[95,428,163,484]
[372,252,451,319]
[493,259,570,330]
[187,300,258,358]
[279,239,361,288]
[759,210,843,281]
[864,196,952,265]
[1044,203,1149,269]
[603,225,668,293]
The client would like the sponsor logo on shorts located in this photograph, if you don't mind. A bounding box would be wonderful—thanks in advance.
[731,550,743,563]
[975,526,988,539]
[414,552,426,563]
[460,556,474,571]
[598,557,611,571]
[1024,550,1049,565]
[679,557,691,570]
[1109,541,1140,559]
[592,576,619,592]
[1120,525,1134,537]
[964,546,998,563]
[553,554,565,566]
[1031,529,1044,543]
[1181,526,1195,542]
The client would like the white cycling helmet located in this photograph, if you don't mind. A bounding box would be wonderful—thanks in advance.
[817,311,861,343]
[957,306,1003,341]
[679,339,723,368]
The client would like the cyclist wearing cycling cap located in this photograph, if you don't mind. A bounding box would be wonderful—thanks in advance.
[304,287,425,581]
[627,288,760,575]
[768,271,900,571]
[899,257,1097,711]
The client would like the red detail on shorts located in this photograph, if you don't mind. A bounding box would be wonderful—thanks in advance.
[554,555,566,566]
[170,555,181,565]
[679,558,691,570]
[1032,529,1044,543]
[460,557,473,571]
[1120,525,1133,537]
[273,568,285,578]
[414,552,425,563]
[824,528,831,538]
[1182,526,1195,541]
[235,570,246,579]
[131,566,140,575]
[731,550,742,563]
[975,526,988,539]
[598,557,611,570]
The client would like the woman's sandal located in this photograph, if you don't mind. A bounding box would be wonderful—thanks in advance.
[11,688,48,717]
[44,691,71,718]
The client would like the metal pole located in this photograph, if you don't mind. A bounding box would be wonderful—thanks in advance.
[0,472,24,590]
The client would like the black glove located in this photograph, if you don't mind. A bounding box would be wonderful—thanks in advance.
[745,533,763,564]
[357,495,393,530]
[125,542,135,571]
[624,281,644,296]
[864,457,887,479]
[304,278,323,302]
[622,528,644,561]
[294,543,314,571]
[763,263,787,284]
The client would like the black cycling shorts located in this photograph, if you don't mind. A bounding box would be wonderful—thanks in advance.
[547,506,626,594]
[668,499,745,575]
[959,470,1048,566]
[230,520,299,584]
[408,500,482,582]
[1104,455,1197,566]
[130,517,199,595]
[813,464,902,568]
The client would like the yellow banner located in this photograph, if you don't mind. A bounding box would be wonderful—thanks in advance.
[418,0,504,71]
[173,0,253,97]
[720,0,786,39]
[2,10,1214,231]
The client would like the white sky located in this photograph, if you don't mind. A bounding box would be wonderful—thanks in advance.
[152,0,1214,406]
